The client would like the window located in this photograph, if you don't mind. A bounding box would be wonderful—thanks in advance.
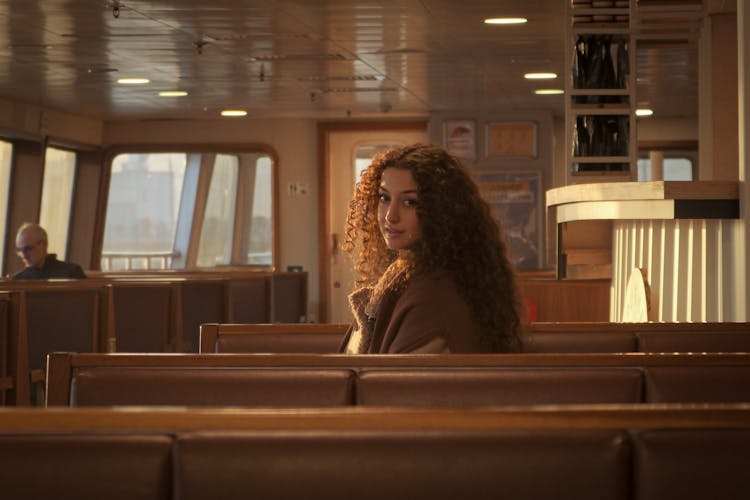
[102,153,186,270]
[197,154,239,267]
[39,147,76,259]
[0,140,12,271]
[637,153,695,181]
[102,149,274,270]
[246,156,273,265]
[354,144,397,184]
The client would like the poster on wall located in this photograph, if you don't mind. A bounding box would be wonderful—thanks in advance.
[443,120,476,162]
[485,122,537,159]
[475,170,542,270]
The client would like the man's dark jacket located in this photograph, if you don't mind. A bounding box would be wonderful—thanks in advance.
[11,254,86,280]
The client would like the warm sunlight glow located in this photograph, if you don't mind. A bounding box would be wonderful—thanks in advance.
[636,108,654,117]
[534,89,564,95]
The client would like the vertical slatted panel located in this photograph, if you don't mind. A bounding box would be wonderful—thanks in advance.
[710,221,722,321]
[613,219,740,322]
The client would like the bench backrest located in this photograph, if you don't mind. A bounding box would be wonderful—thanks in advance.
[0,292,11,405]
[176,428,629,500]
[637,331,750,352]
[644,366,750,403]
[356,368,643,406]
[0,433,173,500]
[47,352,750,407]
[521,331,637,353]
[2,406,750,500]
[108,282,180,352]
[68,367,355,407]
[200,323,349,354]
[633,429,750,500]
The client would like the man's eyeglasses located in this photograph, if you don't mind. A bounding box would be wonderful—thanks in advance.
[16,241,42,256]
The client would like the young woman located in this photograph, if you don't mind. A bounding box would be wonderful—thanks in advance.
[341,143,522,354]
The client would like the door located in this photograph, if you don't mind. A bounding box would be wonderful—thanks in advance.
[324,126,427,323]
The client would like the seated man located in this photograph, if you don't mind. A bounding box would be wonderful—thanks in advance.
[11,223,86,280]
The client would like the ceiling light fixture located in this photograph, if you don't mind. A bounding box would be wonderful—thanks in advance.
[221,110,247,117]
[636,108,654,117]
[525,72,557,80]
[158,90,188,97]
[484,18,528,25]
[534,89,564,95]
[117,77,150,85]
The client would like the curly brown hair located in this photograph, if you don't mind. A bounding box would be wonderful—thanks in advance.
[343,143,521,352]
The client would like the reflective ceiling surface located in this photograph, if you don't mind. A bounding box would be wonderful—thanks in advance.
[0,0,736,121]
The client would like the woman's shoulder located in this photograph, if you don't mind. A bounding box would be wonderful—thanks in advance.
[399,272,469,313]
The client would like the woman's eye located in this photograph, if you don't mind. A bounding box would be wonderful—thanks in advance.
[404,198,418,207]
[378,193,389,202]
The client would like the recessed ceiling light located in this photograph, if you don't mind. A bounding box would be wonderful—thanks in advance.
[525,72,557,80]
[484,18,528,25]
[221,109,247,117]
[158,90,188,97]
[534,89,564,95]
[636,108,654,117]
[117,77,150,85]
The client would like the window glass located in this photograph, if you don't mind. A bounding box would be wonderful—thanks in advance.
[101,149,275,271]
[0,140,12,272]
[247,156,272,265]
[637,155,694,181]
[39,147,76,259]
[197,154,239,267]
[102,153,186,270]
[354,144,397,185]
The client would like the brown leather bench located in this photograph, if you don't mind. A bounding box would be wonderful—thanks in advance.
[530,322,750,334]
[204,323,750,355]
[68,367,355,407]
[46,352,750,407]
[0,292,13,405]
[200,323,349,354]
[176,428,628,500]
[644,365,750,403]
[637,331,750,352]
[633,428,750,500]
[521,330,636,353]
[356,368,643,406]
[1,405,749,500]
[0,283,112,405]
[0,433,173,500]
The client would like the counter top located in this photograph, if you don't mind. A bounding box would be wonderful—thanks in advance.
[546,181,739,223]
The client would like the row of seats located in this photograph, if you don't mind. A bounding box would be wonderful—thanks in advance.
[0,272,307,405]
[199,322,750,354]
[1,405,748,500]
[45,352,750,407]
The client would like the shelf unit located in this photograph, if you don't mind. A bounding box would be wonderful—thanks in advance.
[565,0,637,184]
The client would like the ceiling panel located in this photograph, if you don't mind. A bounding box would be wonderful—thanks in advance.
[0,0,731,121]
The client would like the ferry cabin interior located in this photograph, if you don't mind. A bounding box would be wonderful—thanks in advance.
[0,0,746,324]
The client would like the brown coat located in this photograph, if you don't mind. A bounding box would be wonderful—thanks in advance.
[341,273,485,353]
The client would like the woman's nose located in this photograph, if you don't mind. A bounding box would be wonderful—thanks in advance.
[386,203,398,222]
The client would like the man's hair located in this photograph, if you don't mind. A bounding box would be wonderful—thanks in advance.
[16,222,48,244]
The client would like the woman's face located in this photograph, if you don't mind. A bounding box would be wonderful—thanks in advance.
[377,167,421,251]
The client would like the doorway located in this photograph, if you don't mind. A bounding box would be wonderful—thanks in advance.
[318,122,427,323]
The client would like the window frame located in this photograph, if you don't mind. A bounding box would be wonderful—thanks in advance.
[96,144,279,271]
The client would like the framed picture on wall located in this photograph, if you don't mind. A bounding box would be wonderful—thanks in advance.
[474,170,543,270]
[485,122,537,159]
[443,120,476,162]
